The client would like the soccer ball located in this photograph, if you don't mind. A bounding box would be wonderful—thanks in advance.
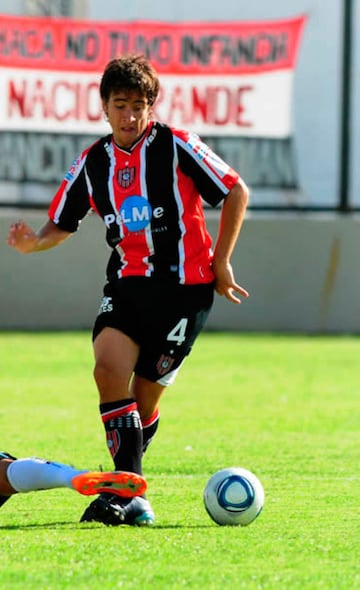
[203,467,265,526]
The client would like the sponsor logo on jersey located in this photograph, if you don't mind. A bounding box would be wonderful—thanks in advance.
[103,196,165,232]
[65,155,82,181]
[117,166,135,188]
[146,126,158,145]
[120,195,152,231]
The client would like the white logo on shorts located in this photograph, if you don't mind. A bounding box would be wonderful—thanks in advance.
[98,296,113,314]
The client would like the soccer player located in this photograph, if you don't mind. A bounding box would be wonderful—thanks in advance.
[7,54,250,526]
[0,451,147,510]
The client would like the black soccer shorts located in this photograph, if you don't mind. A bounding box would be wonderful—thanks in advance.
[92,277,215,386]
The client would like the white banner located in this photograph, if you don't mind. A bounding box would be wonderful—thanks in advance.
[0,14,306,137]
[1,69,293,137]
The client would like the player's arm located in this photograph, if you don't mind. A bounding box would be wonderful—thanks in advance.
[7,219,71,254]
[212,178,250,304]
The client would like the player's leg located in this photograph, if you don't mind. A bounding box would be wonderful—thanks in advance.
[81,326,154,525]
[86,378,166,525]
[93,327,144,475]
[131,376,164,453]
[131,281,214,454]
[90,278,172,473]
[0,455,146,499]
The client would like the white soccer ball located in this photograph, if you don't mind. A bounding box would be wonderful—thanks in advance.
[203,467,265,526]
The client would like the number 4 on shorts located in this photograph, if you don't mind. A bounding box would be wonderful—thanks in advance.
[167,318,188,346]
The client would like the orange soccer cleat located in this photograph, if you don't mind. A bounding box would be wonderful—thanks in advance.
[72,470,147,498]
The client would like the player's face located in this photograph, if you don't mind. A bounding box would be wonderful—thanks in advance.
[103,90,151,148]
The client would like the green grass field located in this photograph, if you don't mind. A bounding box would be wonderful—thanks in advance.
[0,332,358,589]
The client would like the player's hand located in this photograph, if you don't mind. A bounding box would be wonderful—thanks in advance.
[213,260,249,304]
[7,221,39,254]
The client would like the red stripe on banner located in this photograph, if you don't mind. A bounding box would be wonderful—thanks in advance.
[0,14,307,74]
[101,402,138,423]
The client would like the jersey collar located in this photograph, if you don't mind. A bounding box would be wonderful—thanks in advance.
[112,121,154,154]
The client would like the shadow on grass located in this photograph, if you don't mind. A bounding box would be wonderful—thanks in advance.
[0,522,213,530]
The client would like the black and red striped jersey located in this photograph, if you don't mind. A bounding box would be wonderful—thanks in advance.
[49,121,240,285]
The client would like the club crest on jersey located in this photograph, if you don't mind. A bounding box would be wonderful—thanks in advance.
[156,354,175,376]
[118,166,135,188]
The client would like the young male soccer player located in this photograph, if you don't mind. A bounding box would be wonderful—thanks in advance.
[0,451,146,509]
[7,54,249,526]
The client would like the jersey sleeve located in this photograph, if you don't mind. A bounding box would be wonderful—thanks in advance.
[48,150,92,233]
[173,129,240,207]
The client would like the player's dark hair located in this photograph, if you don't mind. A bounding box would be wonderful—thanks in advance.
[100,54,160,105]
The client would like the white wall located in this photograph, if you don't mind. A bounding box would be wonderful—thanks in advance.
[2,210,360,333]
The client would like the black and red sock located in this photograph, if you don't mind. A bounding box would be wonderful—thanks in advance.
[142,408,160,454]
[100,398,143,475]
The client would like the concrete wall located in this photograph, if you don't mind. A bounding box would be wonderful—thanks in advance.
[1,210,359,333]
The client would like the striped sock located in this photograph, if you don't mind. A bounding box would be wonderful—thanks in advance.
[100,398,143,475]
[142,408,160,454]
